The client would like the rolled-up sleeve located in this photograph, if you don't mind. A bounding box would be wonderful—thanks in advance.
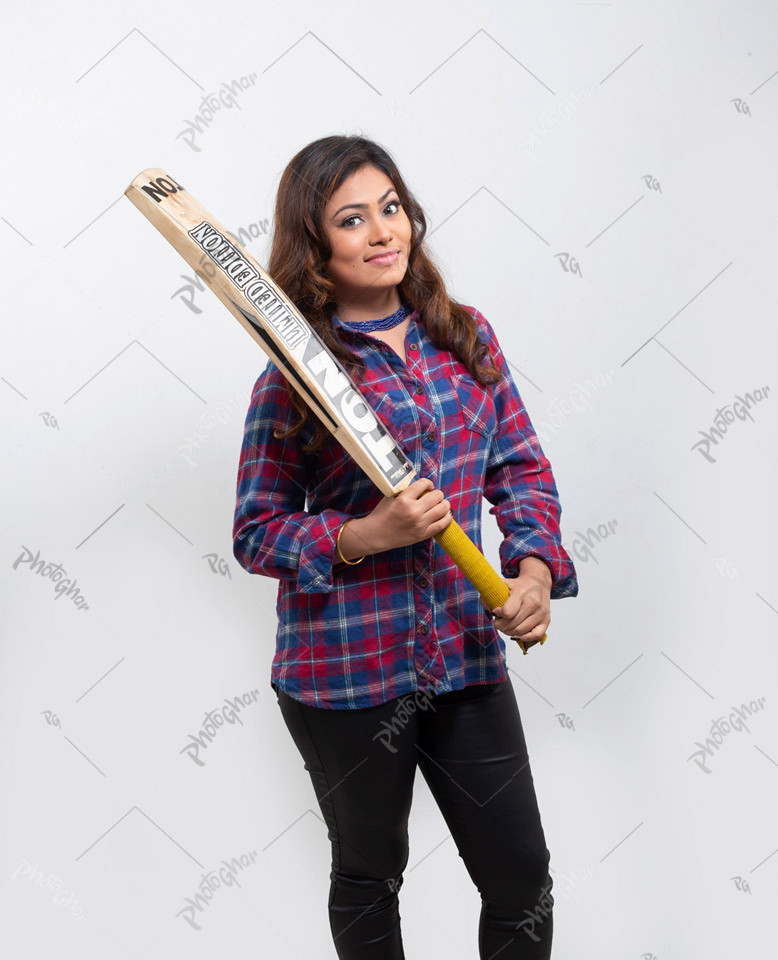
[232,360,352,594]
[476,312,579,600]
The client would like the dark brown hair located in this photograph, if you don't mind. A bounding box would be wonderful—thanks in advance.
[266,134,503,452]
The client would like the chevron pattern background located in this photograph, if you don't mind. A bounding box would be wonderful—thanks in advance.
[1,1,777,956]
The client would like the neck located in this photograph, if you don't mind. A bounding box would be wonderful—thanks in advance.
[334,290,402,324]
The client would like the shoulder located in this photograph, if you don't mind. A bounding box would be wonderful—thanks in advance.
[250,356,290,405]
[456,302,500,353]
[246,357,320,447]
[243,357,298,434]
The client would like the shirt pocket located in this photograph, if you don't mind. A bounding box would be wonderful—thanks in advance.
[450,372,497,439]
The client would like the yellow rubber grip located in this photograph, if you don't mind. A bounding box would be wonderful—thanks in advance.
[433,517,548,655]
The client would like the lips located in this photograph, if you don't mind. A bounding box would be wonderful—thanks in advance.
[366,249,400,264]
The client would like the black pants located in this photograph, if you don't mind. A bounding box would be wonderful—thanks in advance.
[275,675,554,958]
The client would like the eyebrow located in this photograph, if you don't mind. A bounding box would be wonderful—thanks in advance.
[331,187,397,219]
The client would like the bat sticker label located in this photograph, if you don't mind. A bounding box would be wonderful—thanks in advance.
[188,220,414,487]
[189,221,308,350]
[141,175,185,203]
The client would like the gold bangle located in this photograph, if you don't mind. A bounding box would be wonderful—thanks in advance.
[336,519,365,566]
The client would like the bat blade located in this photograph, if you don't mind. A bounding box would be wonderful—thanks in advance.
[124,168,546,653]
[124,168,414,496]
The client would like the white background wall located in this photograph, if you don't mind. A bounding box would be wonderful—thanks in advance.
[1,1,777,956]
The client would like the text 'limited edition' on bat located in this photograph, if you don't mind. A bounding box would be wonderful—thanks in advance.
[124,169,546,653]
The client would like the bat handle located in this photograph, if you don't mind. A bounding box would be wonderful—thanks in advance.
[433,517,548,656]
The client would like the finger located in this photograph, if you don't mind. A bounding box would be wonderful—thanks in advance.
[516,621,548,641]
[499,613,545,636]
[513,603,543,628]
[494,597,522,620]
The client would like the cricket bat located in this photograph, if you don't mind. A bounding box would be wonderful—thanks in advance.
[124,169,546,654]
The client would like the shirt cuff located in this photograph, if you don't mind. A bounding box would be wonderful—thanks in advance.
[296,509,356,594]
[500,537,579,600]
[506,552,555,582]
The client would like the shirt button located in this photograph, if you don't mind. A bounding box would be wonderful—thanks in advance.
[409,343,418,351]
[426,430,437,442]
[419,624,429,636]
[414,384,424,395]
[419,576,429,587]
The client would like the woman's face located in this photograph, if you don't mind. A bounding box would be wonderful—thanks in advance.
[321,163,412,305]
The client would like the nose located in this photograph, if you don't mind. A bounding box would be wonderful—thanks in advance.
[369,232,392,248]
[367,212,392,246]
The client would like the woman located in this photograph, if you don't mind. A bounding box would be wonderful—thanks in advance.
[233,135,578,959]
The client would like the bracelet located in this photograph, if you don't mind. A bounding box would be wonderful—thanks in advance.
[336,519,365,566]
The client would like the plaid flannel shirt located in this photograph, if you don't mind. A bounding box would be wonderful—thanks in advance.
[232,304,578,709]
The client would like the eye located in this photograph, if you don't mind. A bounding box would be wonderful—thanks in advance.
[339,199,402,229]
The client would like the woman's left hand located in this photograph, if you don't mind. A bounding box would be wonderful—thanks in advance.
[484,568,552,643]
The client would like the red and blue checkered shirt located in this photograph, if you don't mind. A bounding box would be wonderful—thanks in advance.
[232,304,578,709]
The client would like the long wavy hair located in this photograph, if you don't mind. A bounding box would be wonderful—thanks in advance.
[266,134,503,453]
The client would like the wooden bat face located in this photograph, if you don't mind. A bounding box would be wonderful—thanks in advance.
[124,169,416,495]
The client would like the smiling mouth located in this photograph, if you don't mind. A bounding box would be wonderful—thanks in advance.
[366,250,400,264]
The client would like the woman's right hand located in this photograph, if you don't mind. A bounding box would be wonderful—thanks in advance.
[362,478,453,552]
